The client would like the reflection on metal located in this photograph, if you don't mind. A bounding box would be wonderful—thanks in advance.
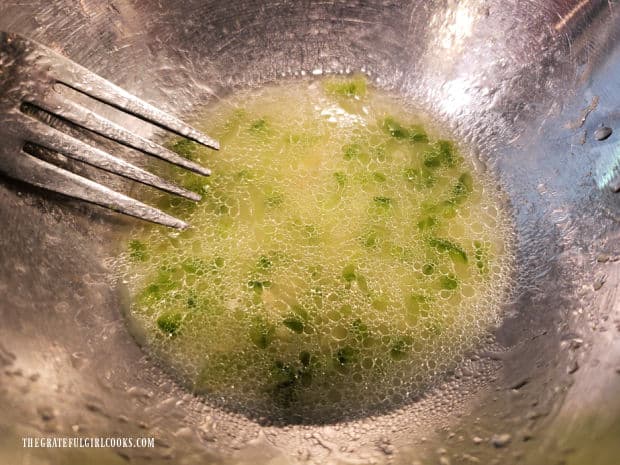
[0,32,218,228]
[595,143,620,192]
[555,0,594,31]
[554,0,610,34]
[432,0,475,51]
[0,0,620,464]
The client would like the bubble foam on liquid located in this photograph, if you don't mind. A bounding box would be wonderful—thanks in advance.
[116,74,515,423]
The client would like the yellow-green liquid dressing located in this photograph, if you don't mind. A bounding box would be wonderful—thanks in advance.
[119,76,514,422]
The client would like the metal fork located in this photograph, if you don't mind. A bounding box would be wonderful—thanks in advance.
[0,31,218,229]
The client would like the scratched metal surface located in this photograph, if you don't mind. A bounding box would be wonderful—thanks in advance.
[0,1,619,464]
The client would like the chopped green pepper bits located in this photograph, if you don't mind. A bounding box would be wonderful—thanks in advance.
[429,238,468,264]
[156,312,183,336]
[128,239,148,261]
[119,75,513,419]
[439,274,459,290]
[283,316,305,333]
[342,264,356,282]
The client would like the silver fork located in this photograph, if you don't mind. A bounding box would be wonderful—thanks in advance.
[0,31,218,229]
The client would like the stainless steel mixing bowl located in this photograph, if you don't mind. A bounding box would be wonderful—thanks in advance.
[1,1,619,464]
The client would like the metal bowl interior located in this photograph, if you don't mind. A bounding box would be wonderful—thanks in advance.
[1,1,620,464]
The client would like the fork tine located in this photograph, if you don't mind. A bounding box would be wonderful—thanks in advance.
[4,149,188,229]
[45,48,220,150]
[32,94,212,176]
[16,113,201,201]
